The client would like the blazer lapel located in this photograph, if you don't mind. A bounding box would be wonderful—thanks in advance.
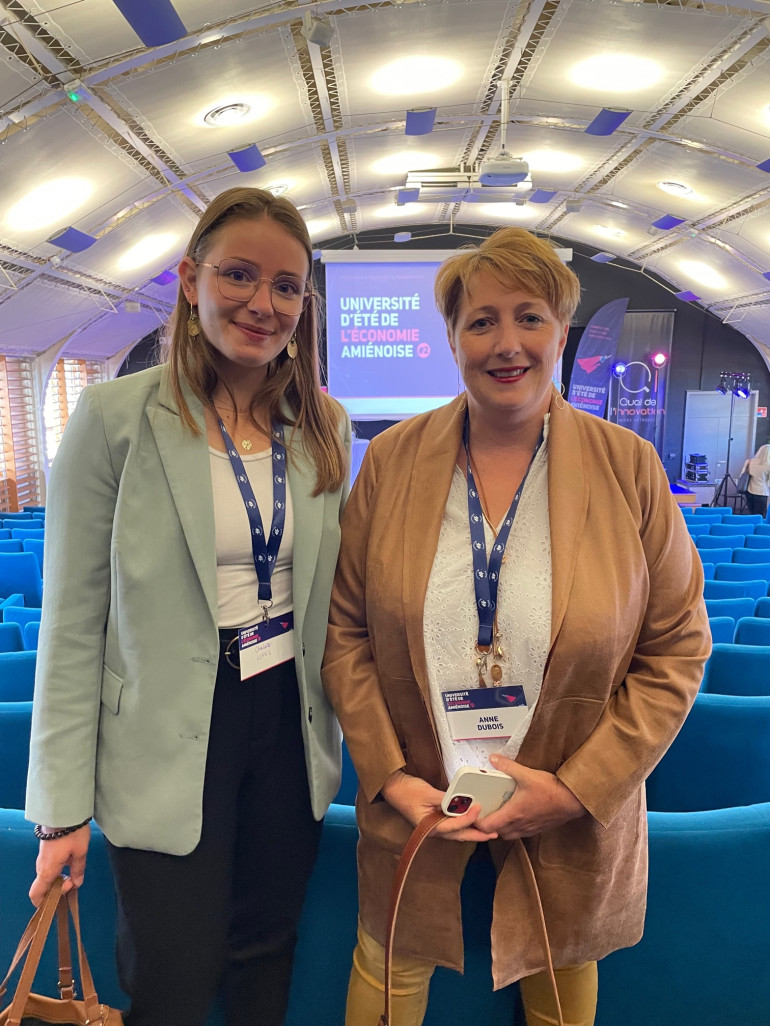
[286,424,323,640]
[149,365,217,622]
[547,394,589,646]
[403,397,467,702]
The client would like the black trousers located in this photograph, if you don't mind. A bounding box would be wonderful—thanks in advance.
[106,635,322,1026]
[746,493,768,517]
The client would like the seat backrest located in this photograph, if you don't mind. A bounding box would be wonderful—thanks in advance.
[687,523,712,538]
[733,548,770,564]
[0,702,32,809]
[10,528,44,540]
[711,522,756,536]
[704,597,756,621]
[707,617,734,644]
[646,693,770,811]
[704,579,751,599]
[696,535,745,549]
[701,562,714,580]
[0,651,36,701]
[692,508,727,517]
[0,622,24,653]
[715,562,770,583]
[0,530,9,540]
[754,597,770,619]
[0,553,43,608]
[701,643,770,696]
[21,539,43,576]
[736,515,764,525]
[756,524,770,536]
[734,617,770,646]
[23,621,40,650]
[0,541,23,553]
[745,535,770,549]
[697,548,732,567]
[2,605,42,629]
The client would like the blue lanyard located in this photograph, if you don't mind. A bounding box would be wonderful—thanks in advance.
[463,413,544,650]
[218,417,287,620]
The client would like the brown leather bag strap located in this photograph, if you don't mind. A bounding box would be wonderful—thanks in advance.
[0,901,48,1002]
[56,897,75,1000]
[66,888,102,1023]
[376,820,564,1026]
[378,810,445,1026]
[4,876,63,1026]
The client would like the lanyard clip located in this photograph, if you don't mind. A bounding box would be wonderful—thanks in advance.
[261,601,273,624]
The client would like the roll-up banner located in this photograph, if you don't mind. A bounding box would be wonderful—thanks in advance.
[567,298,630,417]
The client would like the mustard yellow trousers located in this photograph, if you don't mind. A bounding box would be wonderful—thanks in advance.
[346,924,598,1026]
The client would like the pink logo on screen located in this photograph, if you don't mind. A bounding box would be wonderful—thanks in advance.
[417,343,431,358]
[576,355,611,374]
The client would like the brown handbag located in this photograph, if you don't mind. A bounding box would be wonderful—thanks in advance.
[0,876,124,1026]
[377,813,564,1026]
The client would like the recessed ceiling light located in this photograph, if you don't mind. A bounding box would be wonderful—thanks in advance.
[371,151,438,175]
[370,56,461,96]
[304,218,334,238]
[267,181,291,197]
[678,260,726,289]
[657,180,693,197]
[524,150,584,173]
[118,233,178,271]
[569,54,662,92]
[204,103,250,127]
[609,200,630,209]
[593,224,626,239]
[196,95,272,128]
[6,177,95,232]
[474,203,534,220]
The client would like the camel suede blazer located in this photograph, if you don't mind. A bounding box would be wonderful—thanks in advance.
[322,391,709,989]
[27,364,350,853]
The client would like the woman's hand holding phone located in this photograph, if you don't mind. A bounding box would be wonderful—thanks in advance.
[380,770,498,842]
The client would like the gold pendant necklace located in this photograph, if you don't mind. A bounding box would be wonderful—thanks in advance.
[241,438,253,452]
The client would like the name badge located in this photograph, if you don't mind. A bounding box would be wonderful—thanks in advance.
[239,612,294,681]
[441,686,528,742]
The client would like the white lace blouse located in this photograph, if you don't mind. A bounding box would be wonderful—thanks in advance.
[423,416,552,780]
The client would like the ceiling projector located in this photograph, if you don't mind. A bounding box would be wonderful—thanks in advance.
[478,151,530,187]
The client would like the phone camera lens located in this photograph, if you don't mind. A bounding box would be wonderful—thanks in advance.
[447,794,473,815]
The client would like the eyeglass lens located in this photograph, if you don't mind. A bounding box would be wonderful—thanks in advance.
[216,259,309,314]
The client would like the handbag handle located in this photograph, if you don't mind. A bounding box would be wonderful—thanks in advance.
[377,817,564,1026]
[0,878,103,1026]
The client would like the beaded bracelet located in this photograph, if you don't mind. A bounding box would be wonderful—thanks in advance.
[34,818,92,841]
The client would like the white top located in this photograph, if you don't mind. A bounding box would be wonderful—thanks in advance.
[744,445,770,497]
[210,446,294,628]
[423,417,552,780]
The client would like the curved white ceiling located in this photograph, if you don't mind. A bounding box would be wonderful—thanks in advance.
[1,0,770,367]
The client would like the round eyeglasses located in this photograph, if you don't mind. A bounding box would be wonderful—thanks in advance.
[197,259,312,315]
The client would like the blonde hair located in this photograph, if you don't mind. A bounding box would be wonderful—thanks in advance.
[434,227,581,330]
[163,187,346,495]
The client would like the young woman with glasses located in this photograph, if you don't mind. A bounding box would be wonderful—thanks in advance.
[26,187,350,1026]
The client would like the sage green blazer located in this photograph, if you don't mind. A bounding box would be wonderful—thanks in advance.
[26,364,350,854]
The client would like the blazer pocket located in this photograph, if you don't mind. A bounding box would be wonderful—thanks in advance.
[100,666,125,715]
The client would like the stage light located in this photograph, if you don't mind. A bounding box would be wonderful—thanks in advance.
[612,361,627,377]
[716,371,750,398]
[650,351,668,369]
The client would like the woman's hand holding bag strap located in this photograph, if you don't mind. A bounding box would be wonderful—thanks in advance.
[378,812,564,1026]
[0,875,123,1025]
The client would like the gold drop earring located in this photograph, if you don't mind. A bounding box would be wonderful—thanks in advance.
[187,305,200,338]
[287,336,298,359]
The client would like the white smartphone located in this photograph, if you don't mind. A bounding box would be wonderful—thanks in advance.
[441,766,516,819]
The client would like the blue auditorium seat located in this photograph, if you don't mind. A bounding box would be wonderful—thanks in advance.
[707,617,733,643]
[734,617,770,646]
[0,622,24,652]
[703,579,765,602]
[22,538,43,576]
[10,528,44,541]
[697,548,732,567]
[755,524,770,536]
[701,643,770,696]
[0,651,36,701]
[646,693,770,811]
[0,553,42,608]
[2,606,40,630]
[696,534,745,550]
[710,522,756,536]
[700,562,714,580]
[745,535,770,549]
[22,621,39,650]
[704,597,755,621]
[692,508,729,518]
[0,541,23,553]
[0,702,32,809]
[596,804,770,1026]
[687,523,711,538]
[732,548,770,564]
[0,530,10,540]
[715,562,770,584]
[754,597,770,619]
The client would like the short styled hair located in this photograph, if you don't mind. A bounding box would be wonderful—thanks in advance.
[434,227,581,330]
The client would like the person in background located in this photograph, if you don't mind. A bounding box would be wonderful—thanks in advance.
[322,227,710,1026]
[26,187,350,1026]
[741,443,770,516]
